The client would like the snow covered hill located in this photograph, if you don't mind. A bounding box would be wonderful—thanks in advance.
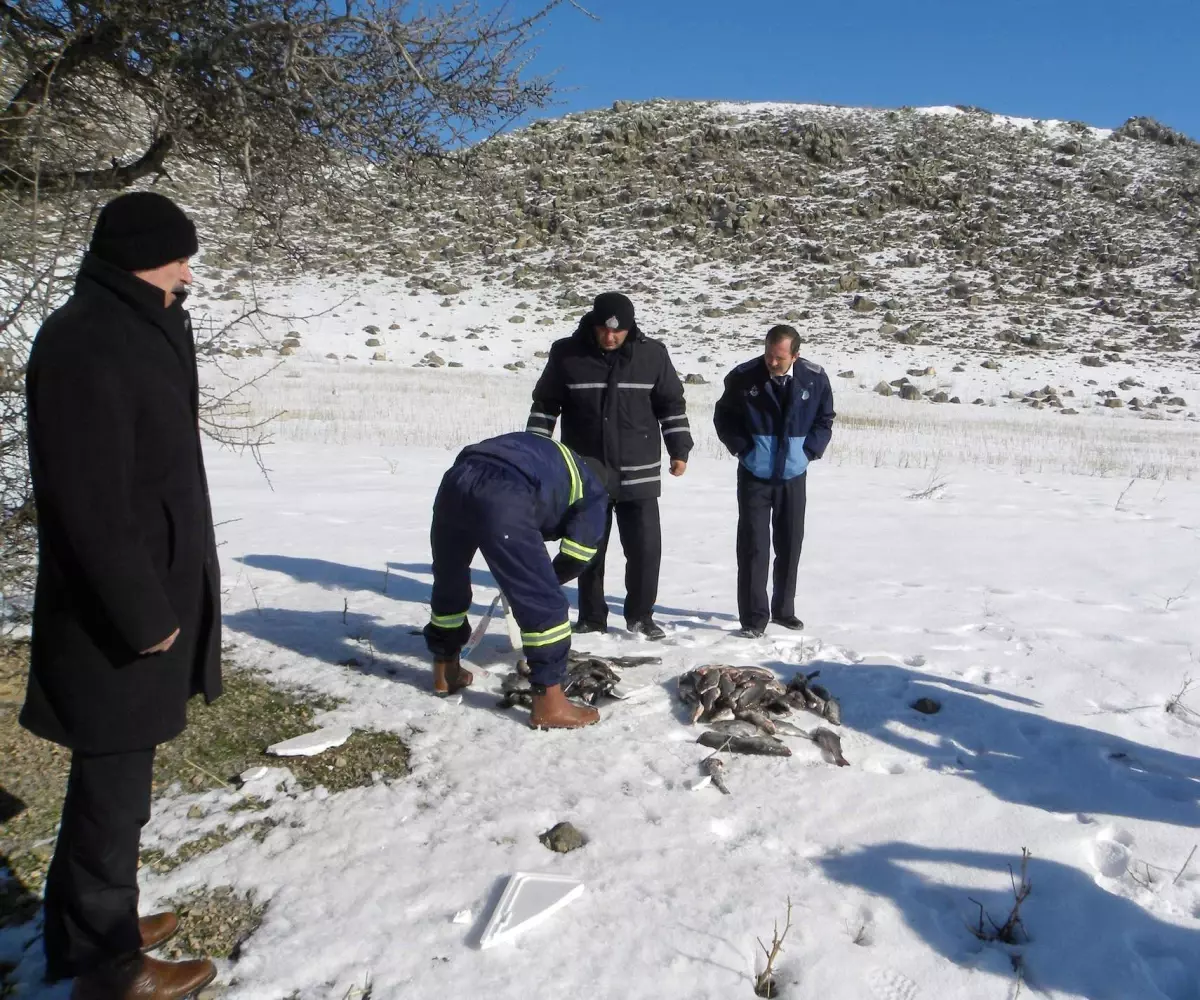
[179,99,1198,432]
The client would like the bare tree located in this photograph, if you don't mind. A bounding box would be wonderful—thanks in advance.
[1,2,569,200]
[0,0,580,624]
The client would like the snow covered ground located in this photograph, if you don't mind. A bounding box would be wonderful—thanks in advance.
[4,272,1200,999]
[156,443,1200,999]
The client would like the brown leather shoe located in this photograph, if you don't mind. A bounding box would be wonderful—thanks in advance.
[71,954,216,1000]
[529,684,600,730]
[139,912,179,952]
[432,655,473,696]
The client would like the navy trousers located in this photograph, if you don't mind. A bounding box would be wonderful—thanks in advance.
[424,457,571,687]
[735,467,807,631]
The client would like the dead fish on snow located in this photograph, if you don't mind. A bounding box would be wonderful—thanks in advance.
[707,719,761,739]
[772,720,813,739]
[811,726,850,766]
[786,670,843,726]
[570,650,661,670]
[701,756,731,795]
[696,730,791,757]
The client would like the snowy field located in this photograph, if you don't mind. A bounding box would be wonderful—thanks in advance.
[4,274,1200,1000]
[165,435,1200,999]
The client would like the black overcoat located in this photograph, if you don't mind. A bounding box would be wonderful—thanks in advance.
[20,253,222,753]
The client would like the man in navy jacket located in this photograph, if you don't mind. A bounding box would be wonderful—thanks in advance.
[423,432,616,729]
[713,325,835,637]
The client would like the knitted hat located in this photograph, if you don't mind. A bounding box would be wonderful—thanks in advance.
[89,192,198,271]
[590,291,635,332]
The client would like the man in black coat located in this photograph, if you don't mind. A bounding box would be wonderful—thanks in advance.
[713,325,835,638]
[526,292,693,641]
[22,192,221,999]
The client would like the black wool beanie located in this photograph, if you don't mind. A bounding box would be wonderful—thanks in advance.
[89,191,199,272]
[590,291,635,332]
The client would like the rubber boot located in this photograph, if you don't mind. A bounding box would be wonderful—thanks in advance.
[433,655,473,696]
[529,684,600,730]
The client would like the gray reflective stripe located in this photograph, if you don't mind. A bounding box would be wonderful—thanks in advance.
[528,412,556,424]
[621,475,661,486]
[660,414,689,424]
[566,383,607,389]
[617,382,654,389]
[620,462,660,471]
[663,427,691,436]
[528,426,552,437]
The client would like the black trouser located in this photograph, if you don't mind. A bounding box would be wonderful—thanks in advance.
[577,498,661,626]
[736,468,807,631]
[43,748,156,981]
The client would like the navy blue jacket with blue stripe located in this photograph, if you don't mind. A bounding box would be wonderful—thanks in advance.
[713,356,835,482]
[455,432,610,564]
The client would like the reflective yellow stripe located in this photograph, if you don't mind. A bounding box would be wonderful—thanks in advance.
[520,622,572,648]
[430,611,467,629]
[560,538,597,561]
[552,440,583,505]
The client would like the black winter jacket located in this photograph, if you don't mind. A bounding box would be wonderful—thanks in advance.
[526,320,693,502]
[21,253,222,753]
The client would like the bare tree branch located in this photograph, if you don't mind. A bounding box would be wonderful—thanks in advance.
[1,0,584,618]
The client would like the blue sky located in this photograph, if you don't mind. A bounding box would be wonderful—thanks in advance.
[511,0,1200,137]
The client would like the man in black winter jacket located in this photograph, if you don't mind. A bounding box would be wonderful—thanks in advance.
[22,192,220,999]
[526,292,693,640]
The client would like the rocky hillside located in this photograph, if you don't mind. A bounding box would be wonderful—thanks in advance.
[385,101,1198,360]
[89,100,1200,416]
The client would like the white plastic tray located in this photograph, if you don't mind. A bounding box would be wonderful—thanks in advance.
[478,871,585,949]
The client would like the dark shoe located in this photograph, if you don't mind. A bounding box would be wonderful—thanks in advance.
[139,912,179,952]
[733,627,765,639]
[529,684,600,730]
[572,620,608,635]
[626,616,666,641]
[71,954,216,1000]
[770,615,805,630]
[432,655,473,696]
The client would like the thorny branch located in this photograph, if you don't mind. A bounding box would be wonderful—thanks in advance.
[754,896,793,998]
[967,848,1032,945]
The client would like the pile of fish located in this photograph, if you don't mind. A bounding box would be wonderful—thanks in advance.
[498,650,660,709]
[677,665,842,729]
[677,664,849,775]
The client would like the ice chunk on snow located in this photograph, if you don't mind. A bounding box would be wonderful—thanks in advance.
[267,726,352,757]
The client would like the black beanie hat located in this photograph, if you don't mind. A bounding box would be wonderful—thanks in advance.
[590,291,635,332]
[89,191,199,272]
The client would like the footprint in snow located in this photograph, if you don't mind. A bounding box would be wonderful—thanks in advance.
[850,905,876,947]
[867,966,920,1000]
[1125,932,1200,1000]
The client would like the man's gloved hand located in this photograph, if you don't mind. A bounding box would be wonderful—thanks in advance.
[552,552,584,585]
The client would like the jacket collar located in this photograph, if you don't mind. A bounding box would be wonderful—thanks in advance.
[76,252,189,319]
